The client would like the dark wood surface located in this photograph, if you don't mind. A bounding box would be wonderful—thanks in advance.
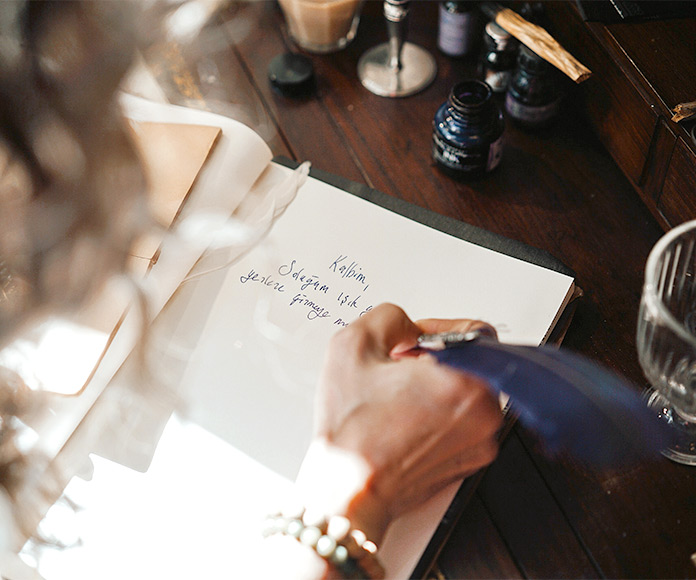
[143,2,696,577]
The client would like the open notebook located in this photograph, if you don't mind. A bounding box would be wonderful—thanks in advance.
[11,96,576,580]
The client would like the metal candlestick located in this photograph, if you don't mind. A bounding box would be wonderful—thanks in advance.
[357,0,436,98]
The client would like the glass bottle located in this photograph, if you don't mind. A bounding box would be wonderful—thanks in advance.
[432,79,505,179]
[479,21,518,93]
[505,45,563,128]
[437,1,478,58]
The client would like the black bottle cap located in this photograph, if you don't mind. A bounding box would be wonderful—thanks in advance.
[268,52,315,97]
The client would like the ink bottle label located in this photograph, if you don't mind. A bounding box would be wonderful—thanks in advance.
[486,135,503,171]
[432,132,503,174]
[505,93,560,124]
[505,45,564,128]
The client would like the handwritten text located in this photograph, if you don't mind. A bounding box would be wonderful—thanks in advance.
[240,269,285,293]
[329,255,369,292]
[279,260,330,294]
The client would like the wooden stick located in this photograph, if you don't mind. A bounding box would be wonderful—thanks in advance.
[494,8,592,84]
[672,101,696,123]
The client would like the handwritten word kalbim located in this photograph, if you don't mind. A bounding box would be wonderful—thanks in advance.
[329,255,369,292]
[278,260,330,293]
[290,293,331,321]
[239,269,285,292]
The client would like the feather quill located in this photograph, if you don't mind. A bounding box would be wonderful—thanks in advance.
[424,335,673,467]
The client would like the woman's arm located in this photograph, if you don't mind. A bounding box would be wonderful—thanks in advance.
[259,303,503,579]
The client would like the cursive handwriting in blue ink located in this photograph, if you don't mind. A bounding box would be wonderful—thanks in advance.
[290,292,331,321]
[337,292,361,309]
[240,269,285,292]
[329,255,369,292]
[279,260,330,293]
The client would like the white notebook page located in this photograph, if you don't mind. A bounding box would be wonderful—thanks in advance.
[17,161,574,579]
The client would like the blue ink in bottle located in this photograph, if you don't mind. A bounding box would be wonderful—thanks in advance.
[432,79,504,179]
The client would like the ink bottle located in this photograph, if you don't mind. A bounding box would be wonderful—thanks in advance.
[505,45,563,128]
[479,21,518,93]
[432,79,505,179]
[437,1,478,58]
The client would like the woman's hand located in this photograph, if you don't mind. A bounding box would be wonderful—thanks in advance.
[295,303,503,546]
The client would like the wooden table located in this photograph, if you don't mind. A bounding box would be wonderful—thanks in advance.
[142,1,696,577]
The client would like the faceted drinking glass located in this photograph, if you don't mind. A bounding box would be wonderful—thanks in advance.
[637,219,696,464]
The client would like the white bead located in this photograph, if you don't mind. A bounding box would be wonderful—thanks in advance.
[300,525,322,548]
[327,515,351,540]
[331,544,349,565]
[316,535,337,557]
[287,519,304,538]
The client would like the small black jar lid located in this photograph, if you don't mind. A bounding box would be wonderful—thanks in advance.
[268,52,315,97]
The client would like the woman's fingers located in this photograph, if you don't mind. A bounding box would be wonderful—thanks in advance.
[330,303,422,362]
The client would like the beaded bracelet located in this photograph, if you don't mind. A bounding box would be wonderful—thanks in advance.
[262,508,386,579]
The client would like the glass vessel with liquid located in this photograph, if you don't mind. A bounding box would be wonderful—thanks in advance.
[437,1,478,57]
[432,79,505,179]
[505,45,563,128]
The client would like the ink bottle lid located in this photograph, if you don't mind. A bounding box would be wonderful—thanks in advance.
[505,45,563,128]
[485,21,511,50]
[437,1,478,58]
[268,52,315,98]
[432,79,505,179]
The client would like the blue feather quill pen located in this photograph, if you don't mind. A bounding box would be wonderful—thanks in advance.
[418,332,674,467]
